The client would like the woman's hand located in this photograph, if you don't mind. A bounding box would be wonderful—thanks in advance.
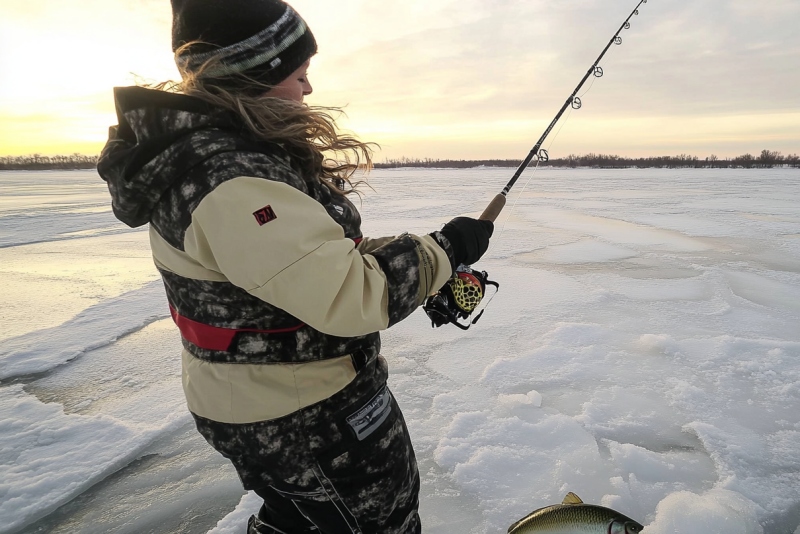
[435,216,494,268]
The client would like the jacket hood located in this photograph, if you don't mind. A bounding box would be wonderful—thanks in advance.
[97,86,254,227]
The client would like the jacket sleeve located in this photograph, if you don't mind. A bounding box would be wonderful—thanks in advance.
[183,176,452,337]
[355,236,397,254]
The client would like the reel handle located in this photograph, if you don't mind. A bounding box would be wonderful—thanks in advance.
[479,193,506,222]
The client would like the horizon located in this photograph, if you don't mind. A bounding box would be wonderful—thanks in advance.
[1,1,799,160]
[2,148,797,162]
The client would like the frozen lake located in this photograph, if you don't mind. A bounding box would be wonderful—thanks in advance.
[1,167,799,533]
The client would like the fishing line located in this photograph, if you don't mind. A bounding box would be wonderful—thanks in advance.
[486,0,633,249]
[578,73,598,99]
[478,0,650,223]
[484,160,539,256]
[424,0,652,330]
[487,102,576,257]
[468,104,575,323]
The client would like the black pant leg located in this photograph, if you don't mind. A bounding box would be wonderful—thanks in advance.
[307,389,421,534]
[194,357,420,533]
[250,388,420,534]
[249,486,322,533]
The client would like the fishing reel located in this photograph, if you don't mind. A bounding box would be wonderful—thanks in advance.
[423,265,499,330]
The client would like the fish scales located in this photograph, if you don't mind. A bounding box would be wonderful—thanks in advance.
[508,500,643,534]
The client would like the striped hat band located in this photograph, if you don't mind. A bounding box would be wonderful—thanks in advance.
[175,4,312,83]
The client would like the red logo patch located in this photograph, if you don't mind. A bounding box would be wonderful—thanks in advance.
[253,205,277,226]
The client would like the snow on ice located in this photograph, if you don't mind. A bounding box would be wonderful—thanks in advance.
[1,167,799,533]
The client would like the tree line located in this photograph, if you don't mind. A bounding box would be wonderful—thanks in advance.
[0,154,98,170]
[375,150,799,169]
[1,150,798,171]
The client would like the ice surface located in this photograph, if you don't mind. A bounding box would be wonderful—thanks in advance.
[1,168,799,534]
[0,282,168,379]
[521,239,638,264]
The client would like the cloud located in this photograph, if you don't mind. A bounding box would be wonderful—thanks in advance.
[1,0,797,157]
[306,0,799,158]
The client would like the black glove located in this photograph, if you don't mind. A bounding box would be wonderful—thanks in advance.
[436,216,494,269]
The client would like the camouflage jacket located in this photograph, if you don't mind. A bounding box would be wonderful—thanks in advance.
[98,86,452,424]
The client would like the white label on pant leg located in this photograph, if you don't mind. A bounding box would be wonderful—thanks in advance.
[345,387,392,441]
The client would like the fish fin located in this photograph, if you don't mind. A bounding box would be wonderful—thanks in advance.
[562,492,584,505]
[507,515,525,533]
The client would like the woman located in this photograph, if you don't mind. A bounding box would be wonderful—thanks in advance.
[98,0,493,532]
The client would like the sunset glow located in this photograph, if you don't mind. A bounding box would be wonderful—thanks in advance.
[1,0,798,160]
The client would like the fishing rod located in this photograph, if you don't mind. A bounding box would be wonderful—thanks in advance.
[424,0,651,329]
[480,0,650,222]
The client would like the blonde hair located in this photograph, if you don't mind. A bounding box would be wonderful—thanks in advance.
[156,43,375,195]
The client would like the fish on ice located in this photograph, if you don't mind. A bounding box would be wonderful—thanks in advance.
[508,492,644,533]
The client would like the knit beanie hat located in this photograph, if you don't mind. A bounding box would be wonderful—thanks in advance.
[171,0,317,89]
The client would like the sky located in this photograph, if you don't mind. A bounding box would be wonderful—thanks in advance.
[1,0,798,160]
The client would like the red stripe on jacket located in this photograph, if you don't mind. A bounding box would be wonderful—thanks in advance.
[170,236,361,351]
[169,306,304,351]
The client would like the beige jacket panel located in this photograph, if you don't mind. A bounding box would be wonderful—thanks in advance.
[150,226,227,281]
[184,177,449,337]
[182,350,357,423]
